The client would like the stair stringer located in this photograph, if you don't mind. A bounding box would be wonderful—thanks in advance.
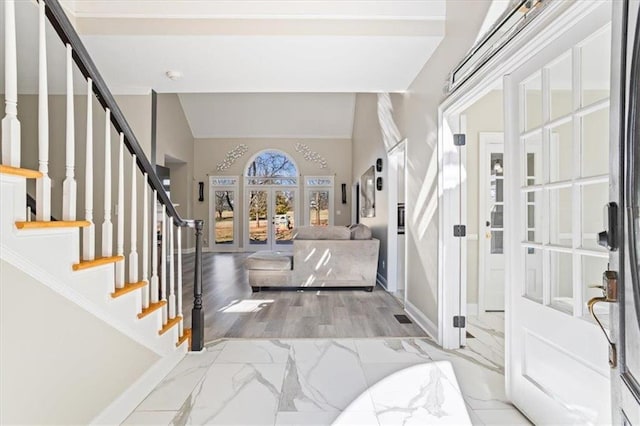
[0,174,182,356]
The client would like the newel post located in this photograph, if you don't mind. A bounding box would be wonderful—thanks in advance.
[191,219,204,351]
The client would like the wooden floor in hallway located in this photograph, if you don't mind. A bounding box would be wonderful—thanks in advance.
[180,253,427,342]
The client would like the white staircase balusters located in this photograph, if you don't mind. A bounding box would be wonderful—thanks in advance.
[102,109,113,258]
[129,155,138,285]
[36,0,51,222]
[142,173,150,309]
[177,226,184,337]
[168,222,176,320]
[62,44,76,221]
[115,133,125,289]
[26,206,32,221]
[150,190,159,304]
[161,205,168,325]
[2,0,20,167]
[83,79,95,261]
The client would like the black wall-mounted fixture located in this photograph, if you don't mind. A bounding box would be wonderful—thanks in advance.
[376,158,383,172]
[341,183,347,204]
[376,177,383,191]
[198,182,204,202]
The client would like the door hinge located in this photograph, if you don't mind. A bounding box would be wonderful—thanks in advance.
[453,225,466,237]
[453,316,466,328]
[453,134,466,146]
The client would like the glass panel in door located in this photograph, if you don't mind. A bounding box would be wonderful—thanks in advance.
[214,190,235,246]
[308,190,330,226]
[485,146,506,312]
[274,190,295,246]
[248,190,269,247]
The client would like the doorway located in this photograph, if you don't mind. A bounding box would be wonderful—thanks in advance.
[387,139,407,303]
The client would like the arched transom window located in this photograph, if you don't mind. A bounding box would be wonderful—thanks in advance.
[245,150,298,185]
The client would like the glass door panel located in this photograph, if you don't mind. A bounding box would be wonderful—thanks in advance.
[214,190,235,246]
[248,190,269,247]
[273,190,295,246]
[308,190,330,226]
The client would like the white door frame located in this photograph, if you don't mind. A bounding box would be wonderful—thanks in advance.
[478,133,505,314]
[437,0,599,355]
[387,139,407,295]
[303,176,334,226]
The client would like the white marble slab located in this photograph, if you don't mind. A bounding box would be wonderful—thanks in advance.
[279,339,374,412]
[412,341,510,410]
[364,361,471,425]
[122,410,176,425]
[354,339,433,364]
[474,408,531,425]
[136,346,223,411]
[216,339,291,364]
[183,362,287,425]
[275,411,339,425]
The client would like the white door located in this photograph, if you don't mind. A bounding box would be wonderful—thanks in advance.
[505,4,613,423]
[479,134,505,311]
[246,187,297,251]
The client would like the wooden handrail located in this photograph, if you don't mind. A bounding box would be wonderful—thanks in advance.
[42,0,197,230]
[40,0,204,351]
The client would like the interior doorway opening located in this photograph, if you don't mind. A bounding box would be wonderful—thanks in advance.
[387,139,407,304]
[441,81,507,362]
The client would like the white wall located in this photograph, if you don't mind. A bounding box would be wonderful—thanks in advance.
[156,93,196,250]
[351,93,396,284]
[393,0,492,326]
[193,138,352,249]
[0,259,158,424]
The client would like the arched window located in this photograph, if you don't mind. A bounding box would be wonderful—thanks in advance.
[245,150,298,185]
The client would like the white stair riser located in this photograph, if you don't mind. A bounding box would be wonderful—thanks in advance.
[0,175,182,356]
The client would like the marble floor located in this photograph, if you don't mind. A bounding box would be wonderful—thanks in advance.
[124,337,530,425]
[466,313,505,370]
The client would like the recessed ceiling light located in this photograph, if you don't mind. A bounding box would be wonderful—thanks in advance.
[165,70,182,81]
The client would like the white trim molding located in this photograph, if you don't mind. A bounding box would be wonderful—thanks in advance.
[405,300,438,341]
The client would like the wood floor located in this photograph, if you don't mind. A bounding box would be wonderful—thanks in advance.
[180,253,426,342]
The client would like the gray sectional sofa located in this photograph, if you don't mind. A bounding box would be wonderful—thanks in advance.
[246,224,380,292]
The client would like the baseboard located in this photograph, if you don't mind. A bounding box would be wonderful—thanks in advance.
[376,272,388,290]
[467,304,478,316]
[91,346,187,425]
[405,299,438,341]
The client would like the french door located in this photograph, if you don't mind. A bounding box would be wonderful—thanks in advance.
[505,4,613,423]
[246,187,297,251]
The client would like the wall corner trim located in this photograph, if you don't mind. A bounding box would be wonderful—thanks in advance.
[405,299,438,341]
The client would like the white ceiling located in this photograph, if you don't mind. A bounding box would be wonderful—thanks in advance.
[179,93,355,139]
[69,0,445,94]
[3,0,446,138]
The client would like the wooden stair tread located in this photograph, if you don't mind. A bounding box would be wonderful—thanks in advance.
[111,281,147,298]
[159,315,182,336]
[138,300,167,319]
[0,165,42,179]
[73,255,124,271]
[16,220,91,230]
[176,329,192,348]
